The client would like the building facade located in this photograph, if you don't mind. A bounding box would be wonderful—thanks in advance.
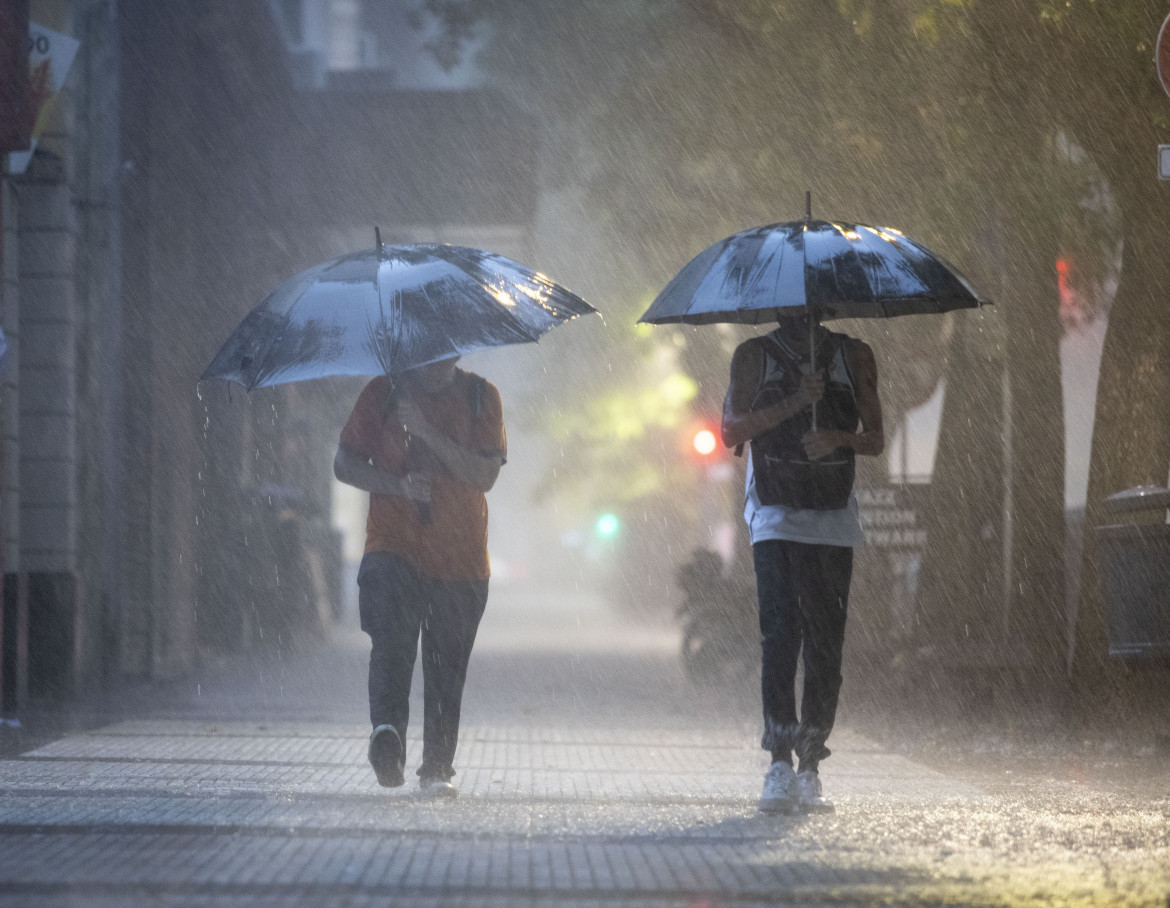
[1,0,538,710]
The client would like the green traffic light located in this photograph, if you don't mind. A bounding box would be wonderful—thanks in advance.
[596,513,619,538]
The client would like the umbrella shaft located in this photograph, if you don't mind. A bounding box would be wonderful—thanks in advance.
[809,312,817,432]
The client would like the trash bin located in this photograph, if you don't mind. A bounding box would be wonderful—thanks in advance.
[1095,486,1170,659]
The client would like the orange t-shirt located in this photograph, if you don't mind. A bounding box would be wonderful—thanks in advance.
[339,371,506,581]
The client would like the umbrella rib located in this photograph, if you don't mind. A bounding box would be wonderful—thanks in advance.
[248,307,295,392]
[459,258,546,345]
[387,269,399,370]
[829,220,868,312]
[372,261,387,375]
[375,256,402,375]
[247,264,333,389]
[420,280,442,356]
[872,231,924,308]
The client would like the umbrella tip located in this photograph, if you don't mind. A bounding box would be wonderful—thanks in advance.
[375,226,383,251]
[805,191,812,221]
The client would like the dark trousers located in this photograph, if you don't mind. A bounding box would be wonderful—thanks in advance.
[753,539,852,772]
[358,552,488,781]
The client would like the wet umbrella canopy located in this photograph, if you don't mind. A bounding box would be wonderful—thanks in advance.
[201,241,597,389]
[638,206,988,328]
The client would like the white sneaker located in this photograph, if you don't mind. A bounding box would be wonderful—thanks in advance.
[795,770,834,813]
[419,777,458,799]
[758,761,797,814]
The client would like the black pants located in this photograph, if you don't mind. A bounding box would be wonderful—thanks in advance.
[753,539,852,772]
[358,552,488,781]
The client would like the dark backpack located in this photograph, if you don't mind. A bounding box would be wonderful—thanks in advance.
[749,330,859,511]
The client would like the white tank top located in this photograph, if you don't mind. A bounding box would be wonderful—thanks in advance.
[744,457,864,547]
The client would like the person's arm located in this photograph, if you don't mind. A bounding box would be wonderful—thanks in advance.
[721,340,824,449]
[333,442,432,501]
[801,339,885,460]
[397,397,504,493]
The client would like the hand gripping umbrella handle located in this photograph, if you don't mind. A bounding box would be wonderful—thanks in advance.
[404,429,432,526]
[381,382,431,523]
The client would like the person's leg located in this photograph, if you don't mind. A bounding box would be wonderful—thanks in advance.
[793,543,852,775]
[417,576,489,783]
[358,553,425,736]
[754,540,803,766]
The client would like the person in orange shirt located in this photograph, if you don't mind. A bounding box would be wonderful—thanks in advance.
[335,356,506,797]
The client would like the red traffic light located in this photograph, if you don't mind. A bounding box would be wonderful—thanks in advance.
[692,428,717,456]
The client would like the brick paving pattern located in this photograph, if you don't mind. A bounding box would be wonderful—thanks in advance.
[1,591,1168,906]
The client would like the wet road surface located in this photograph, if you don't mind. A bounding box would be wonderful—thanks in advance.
[1,587,1167,906]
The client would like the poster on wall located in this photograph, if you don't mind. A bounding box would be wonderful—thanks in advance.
[5,22,80,176]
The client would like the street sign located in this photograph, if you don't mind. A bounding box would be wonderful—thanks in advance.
[1160,12,1170,99]
[857,486,927,549]
[1161,145,1170,181]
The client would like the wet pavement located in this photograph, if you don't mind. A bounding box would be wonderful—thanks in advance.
[1,587,1168,906]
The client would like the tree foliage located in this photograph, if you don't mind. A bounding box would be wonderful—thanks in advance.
[424,0,1170,677]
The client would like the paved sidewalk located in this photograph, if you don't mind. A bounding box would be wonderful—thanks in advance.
[1,587,1168,906]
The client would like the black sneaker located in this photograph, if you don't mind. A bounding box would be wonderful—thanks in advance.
[368,725,405,788]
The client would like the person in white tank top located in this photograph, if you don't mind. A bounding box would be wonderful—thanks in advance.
[722,316,885,814]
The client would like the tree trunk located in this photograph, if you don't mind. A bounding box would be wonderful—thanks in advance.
[916,228,1065,693]
[1073,172,1170,680]
[915,305,1006,659]
[1000,213,1067,685]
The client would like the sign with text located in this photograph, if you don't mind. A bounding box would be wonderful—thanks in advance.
[857,486,927,549]
[5,22,79,175]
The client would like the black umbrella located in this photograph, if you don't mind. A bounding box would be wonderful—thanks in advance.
[638,194,989,427]
[201,236,598,390]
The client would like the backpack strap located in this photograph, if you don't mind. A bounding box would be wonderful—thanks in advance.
[468,373,486,419]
